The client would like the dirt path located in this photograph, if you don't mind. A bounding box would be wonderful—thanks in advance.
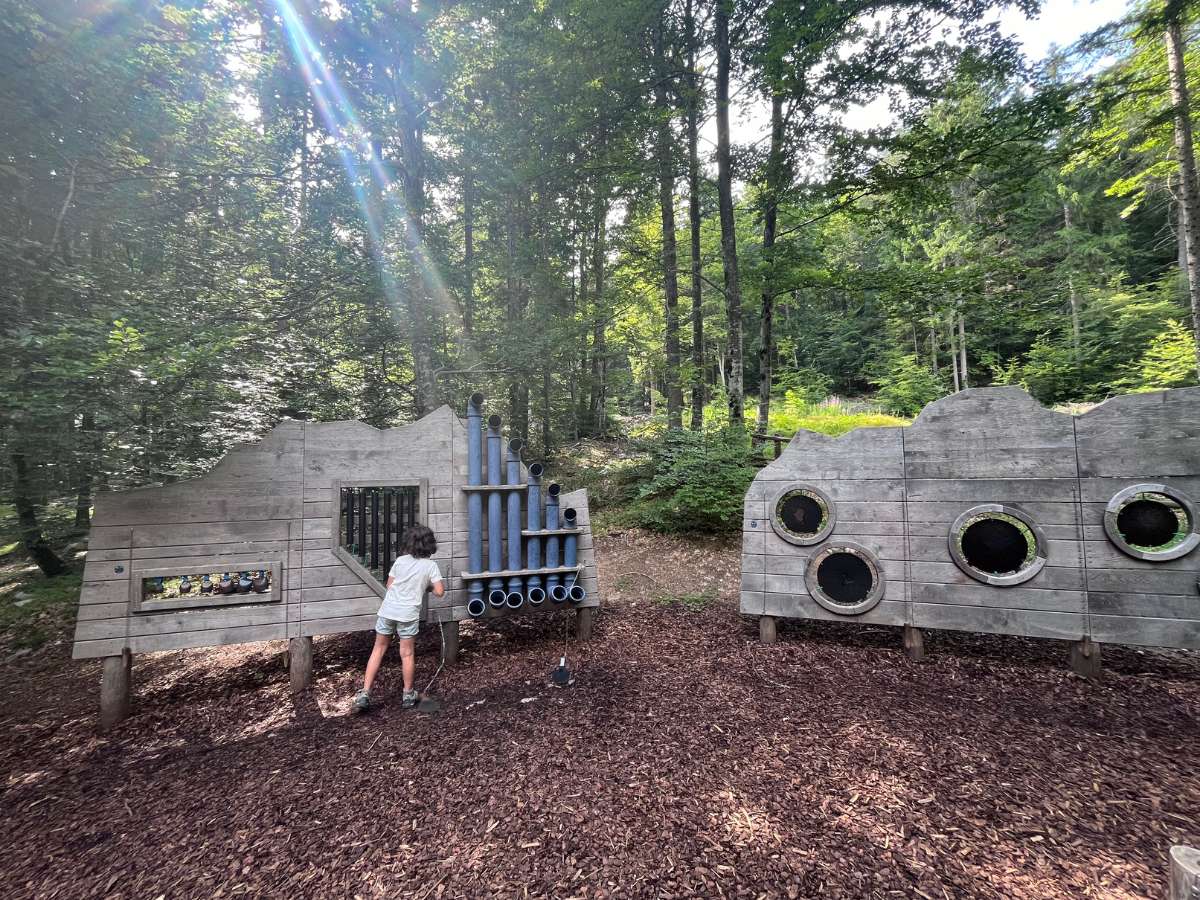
[1,530,1197,898]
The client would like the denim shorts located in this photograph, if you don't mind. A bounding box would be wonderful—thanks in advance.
[375,616,419,639]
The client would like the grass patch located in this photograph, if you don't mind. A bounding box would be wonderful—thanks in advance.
[0,500,85,652]
[654,589,716,612]
[0,571,82,651]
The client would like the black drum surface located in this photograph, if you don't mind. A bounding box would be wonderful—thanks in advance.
[779,492,823,536]
[960,517,1028,575]
[1117,498,1180,548]
[816,552,873,604]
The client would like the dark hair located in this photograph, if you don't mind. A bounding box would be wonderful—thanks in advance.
[401,524,438,559]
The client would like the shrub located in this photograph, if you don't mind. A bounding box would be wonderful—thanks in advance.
[624,429,758,535]
[1118,320,1198,392]
[871,353,946,417]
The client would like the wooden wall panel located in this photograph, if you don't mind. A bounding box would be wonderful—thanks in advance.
[73,405,603,659]
[1074,389,1200,649]
[741,386,1200,653]
[742,427,909,626]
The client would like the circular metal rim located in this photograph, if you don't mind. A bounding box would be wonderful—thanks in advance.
[1103,482,1200,562]
[769,484,836,546]
[948,504,1048,586]
[804,541,885,616]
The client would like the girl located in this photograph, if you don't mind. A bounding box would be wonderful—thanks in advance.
[354,524,444,712]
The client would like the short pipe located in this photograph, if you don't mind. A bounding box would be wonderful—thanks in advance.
[563,508,579,582]
[506,440,524,593]
[527,586,546,605]
[466,596,487,618]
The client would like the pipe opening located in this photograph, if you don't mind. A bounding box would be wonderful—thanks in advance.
[528,462,544,478]
[466,597,487,618]
[488,588,507,607]
[548,483,561,497]
[563,508,577,524]
[568,584,586,603]
[550,584,568,603]
[469,391,485,408]
[505,591,524,609]
[508,438,524,453]
[527,586,546,605]
[487,414,502,430]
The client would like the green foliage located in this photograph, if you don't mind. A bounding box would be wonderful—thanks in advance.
[763,392,909,435]
[623,430,758,535]
[871,354,947,417]
[1121,320,1200,391]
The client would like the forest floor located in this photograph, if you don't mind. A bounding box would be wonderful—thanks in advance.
[1,529,1199,899]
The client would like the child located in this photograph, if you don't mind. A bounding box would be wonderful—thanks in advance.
[354,524,444,712]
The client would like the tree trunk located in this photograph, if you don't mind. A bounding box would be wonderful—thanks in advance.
[397,3,441,415]
[464,169,475,338]
[714,0,744,428]
[73,411,96,532]
[588,197,608,434]
[948,317,960,392]
[755,92,784,435]
[11,453,67,577]
[1165,15,1200,378]
[685,0,705,431]
[958,313,969,389]
[1063,203,1081,366]
[654,13,684,430]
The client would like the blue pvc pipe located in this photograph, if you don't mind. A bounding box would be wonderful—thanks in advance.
[466,393,484,609]
[545,483,561,599]
[562,508,586,603]
[505,439,524,608]
[525,463,545,604]
[486,414,504,606]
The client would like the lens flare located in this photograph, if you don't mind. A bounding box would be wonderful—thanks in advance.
[273,0,461,326]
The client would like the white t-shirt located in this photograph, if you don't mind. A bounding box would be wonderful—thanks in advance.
[378,555,443,622]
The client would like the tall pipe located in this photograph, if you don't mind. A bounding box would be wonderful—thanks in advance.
[466,393,485,616]
[546,483,563,601]
[505,439,524,608]
[486,414,505,607]
[526,463,545,604]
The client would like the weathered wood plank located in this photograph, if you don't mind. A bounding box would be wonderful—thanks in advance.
[761,592,908,625]
[910,582,1086,613]
[1087,592,1200,620]
[1089,614,1200,650]
[911,603,1084,640]
[910,561,1086,590]
[129,623,289,653]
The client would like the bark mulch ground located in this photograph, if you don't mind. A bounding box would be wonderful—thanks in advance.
[1,529,1198,899]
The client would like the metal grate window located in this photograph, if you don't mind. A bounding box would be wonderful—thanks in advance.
[339,485,421,582]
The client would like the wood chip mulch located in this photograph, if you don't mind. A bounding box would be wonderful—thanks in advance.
[1,529,1197,899]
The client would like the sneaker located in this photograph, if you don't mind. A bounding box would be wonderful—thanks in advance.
[401,689,418,710]
[353,689,371,713]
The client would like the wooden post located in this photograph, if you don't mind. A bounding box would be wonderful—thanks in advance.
[575,606,595,641]
[1070,637,1101,679]
[903,625,924,661]
[441,620,460,665]
[759,615,777,644]
[100,650,131,730]
[1170,846,1200,900]
[288,636,313,693]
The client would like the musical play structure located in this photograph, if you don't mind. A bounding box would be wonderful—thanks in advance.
[72,393,600,726]
[741,386,1200,673]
